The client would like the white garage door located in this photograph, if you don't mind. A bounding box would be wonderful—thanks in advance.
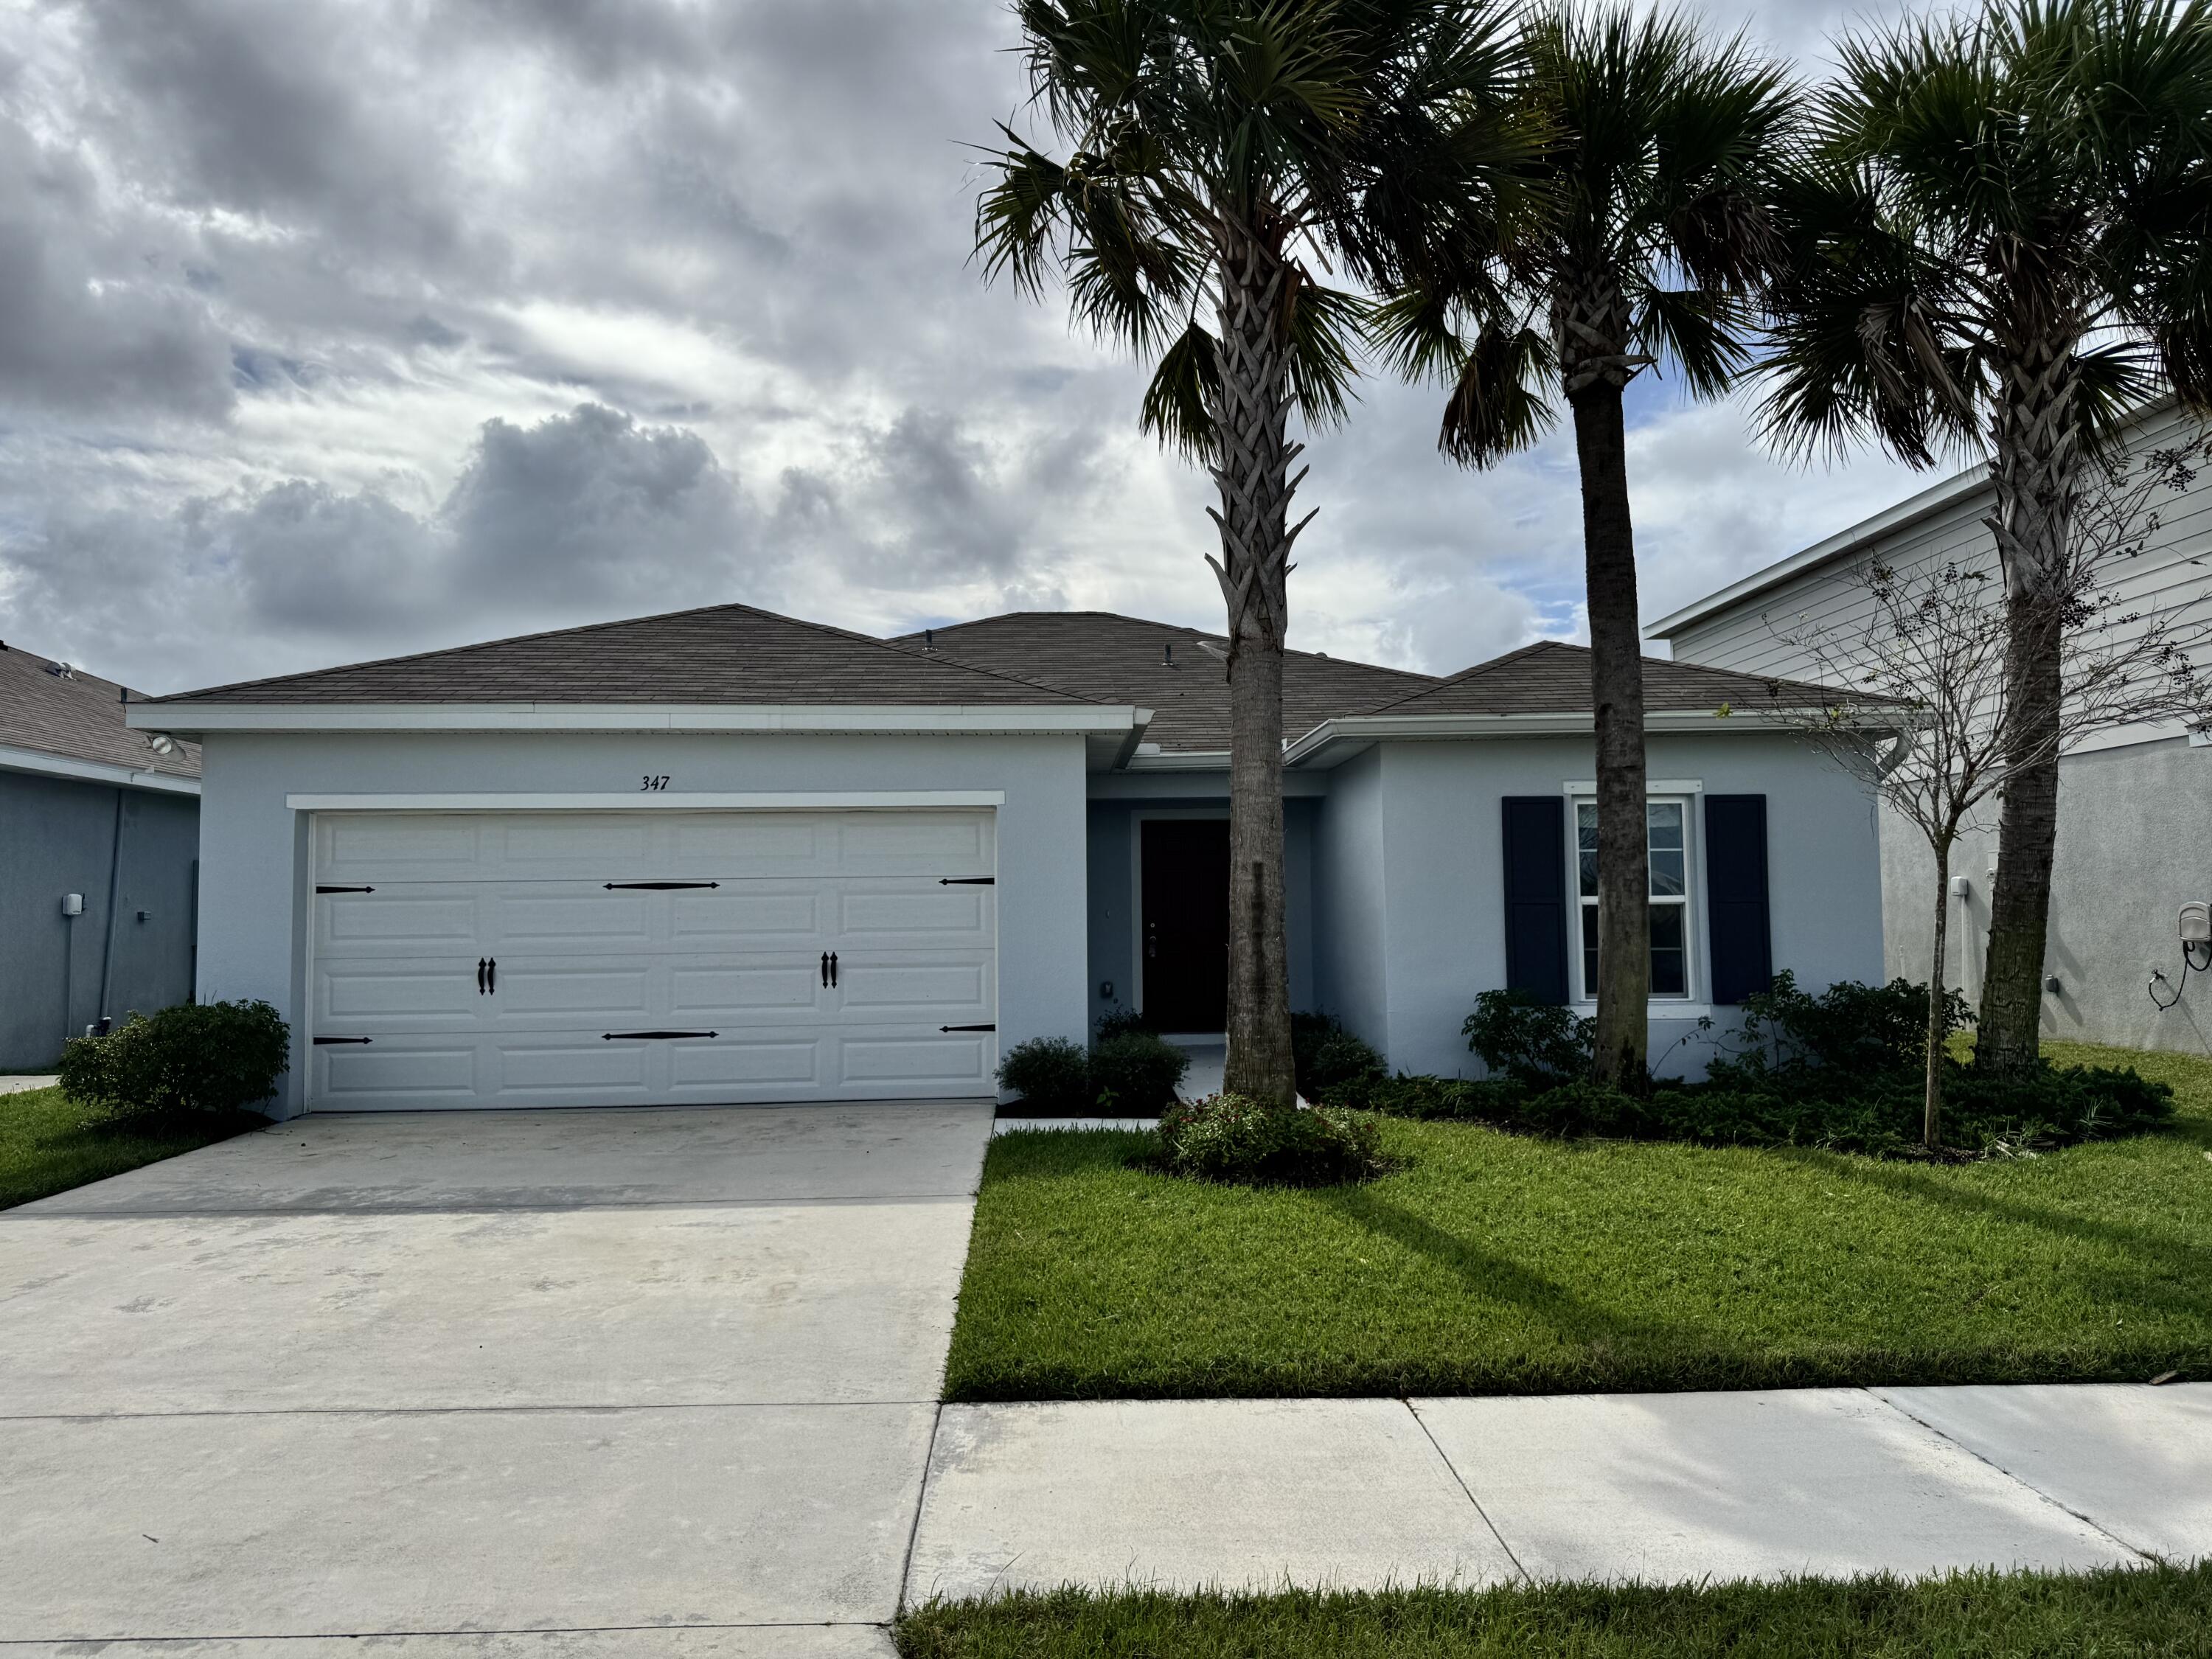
[306,809,998,1110]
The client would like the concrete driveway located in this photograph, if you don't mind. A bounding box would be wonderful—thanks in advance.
[0,1102,996,1655]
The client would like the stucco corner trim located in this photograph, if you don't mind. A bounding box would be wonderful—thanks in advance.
[282,790,1010,811]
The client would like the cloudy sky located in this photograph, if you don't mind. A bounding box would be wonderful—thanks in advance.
[0,0,1950,696]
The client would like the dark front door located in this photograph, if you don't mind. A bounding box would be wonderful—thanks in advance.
[1140,818,1230,1032]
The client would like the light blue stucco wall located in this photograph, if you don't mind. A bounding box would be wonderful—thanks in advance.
[194,729,1093,1115]
[1323,733,1885,1080]
[1311,745,1388,1050]
[1083,782,1315,1030]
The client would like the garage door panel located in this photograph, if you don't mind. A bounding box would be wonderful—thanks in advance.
[313,1040,481,1108]
[668,961,826,1019]
[307,809,995,1109]
[315,959,485,1028]
[838,1029,994,1087]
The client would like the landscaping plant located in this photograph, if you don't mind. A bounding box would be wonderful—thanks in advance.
[1377,3,1793,1090]
[1089,1031,1190,1113]
[58,999,288,1120]
[973,0,1531,1106]
[995,1037,1093,1115]
[1155,1093,1385,1187]
[1290,1012,1385,1097]
[1759,0,2212,1080]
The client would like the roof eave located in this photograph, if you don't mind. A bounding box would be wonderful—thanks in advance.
[0,741,201,795]
[1283,707,1843,769]
[128,702,1150,740]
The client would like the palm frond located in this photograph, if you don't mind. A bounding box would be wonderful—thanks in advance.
[1140,320,1224,460]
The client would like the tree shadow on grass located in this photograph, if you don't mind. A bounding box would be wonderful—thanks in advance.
[1309,1182,1728,1389]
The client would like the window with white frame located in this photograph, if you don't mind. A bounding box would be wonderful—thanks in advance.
[1575,799,1692,1000]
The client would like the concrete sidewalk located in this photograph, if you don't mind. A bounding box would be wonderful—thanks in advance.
[905,1383,2211,1601]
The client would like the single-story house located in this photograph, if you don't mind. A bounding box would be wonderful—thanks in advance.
[1,641,202,1069]
[129,604,1882,1116]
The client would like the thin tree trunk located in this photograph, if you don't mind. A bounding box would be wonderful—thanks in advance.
[1976,333,2078,1077]
[1925,835,1952,1152]
[1568,375,1649,1091]
[1209,210,1298,1107]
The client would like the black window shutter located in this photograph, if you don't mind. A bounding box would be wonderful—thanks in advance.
[1501,796,1569,1006]
[1705,794,1773,1004]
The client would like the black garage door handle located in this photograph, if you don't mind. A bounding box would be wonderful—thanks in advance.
[602,1029,720,1040]
[940,1023,996,1032]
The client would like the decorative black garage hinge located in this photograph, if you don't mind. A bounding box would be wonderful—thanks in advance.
[939,1023,997,1032]
[313,1036,373,1045]
[603,880,720,890]
[601,1029,720,1040]
[939,877,995,886]
[316,885,375,894]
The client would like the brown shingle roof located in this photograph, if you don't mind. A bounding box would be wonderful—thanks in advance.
[894,611,1436,751]
[1353,639,1858,718]
[151,602,1099,707]
[0,643,201,779]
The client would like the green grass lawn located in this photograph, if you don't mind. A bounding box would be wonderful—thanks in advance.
[894,1568,2212,1658]
[0,1085,261,1210]
[943,1040,2212,1400]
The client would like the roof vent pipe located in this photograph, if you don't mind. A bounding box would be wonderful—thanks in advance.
[1164,643,1172,666]
[923,628,934,652]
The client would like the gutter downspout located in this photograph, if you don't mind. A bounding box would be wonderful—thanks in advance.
[96,787,125,1034]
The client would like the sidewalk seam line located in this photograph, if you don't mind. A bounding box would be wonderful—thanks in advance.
[897,1400,947,1618]
[1861,1387,2161,1564]
[0,1401,936,1424]
[1405,1398,1530,1586]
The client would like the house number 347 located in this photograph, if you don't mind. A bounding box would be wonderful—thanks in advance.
[640,775,670,791]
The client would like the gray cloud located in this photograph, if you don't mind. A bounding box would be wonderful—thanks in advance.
[1,0,1963,695]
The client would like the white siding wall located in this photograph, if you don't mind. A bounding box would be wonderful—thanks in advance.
[1662,403,2212,1053]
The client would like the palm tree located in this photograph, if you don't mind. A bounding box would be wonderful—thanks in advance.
[1375,4,1792,1088]
[973,0,1530,1105]
[1759,0,2212,1077]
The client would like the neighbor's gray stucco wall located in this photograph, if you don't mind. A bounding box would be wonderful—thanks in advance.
[1882,735,2212,1057]
[1327,732,1884,1079]
[0,771,199,1069]
[1083,787,1315,1032]
[193,729,1093,1114]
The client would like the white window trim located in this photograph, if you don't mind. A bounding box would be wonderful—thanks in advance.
[1564,785,1701,1009]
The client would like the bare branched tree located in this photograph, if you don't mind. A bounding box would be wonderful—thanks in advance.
[1764,431,2212,1150]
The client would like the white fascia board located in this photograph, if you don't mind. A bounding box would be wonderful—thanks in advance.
[1644,465,1991,641]
[0,742,201,796]
[1282,708,1825,768]
[285,790,1008,812]
[128,702,1150,737]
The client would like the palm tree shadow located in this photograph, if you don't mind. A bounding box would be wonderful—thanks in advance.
[1312,1182,1695,1363]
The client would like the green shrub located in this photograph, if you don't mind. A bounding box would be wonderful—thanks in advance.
[1461,989,1594,1085]
[58,1000,288,1119]
[1722,969,1971,1081]
[997,1037,1091,1113]
[1156,1093,1386,1186]
[1090,1031,1190,1113]
[1094,1004,1157,1042]
[1291,1011,1385,1096]
[1318,1072,1528,1121]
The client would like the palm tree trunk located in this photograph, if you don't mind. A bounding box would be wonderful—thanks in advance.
[1568,371,1649,1091]
[1209,211,1298,1107]
[1924,835,1952,1152]
[1976,335,2079,1078]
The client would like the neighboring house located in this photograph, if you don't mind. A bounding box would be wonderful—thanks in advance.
[129,604,1882,1116]
[1649,400,2212,1057]
[1,642,202,1069]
